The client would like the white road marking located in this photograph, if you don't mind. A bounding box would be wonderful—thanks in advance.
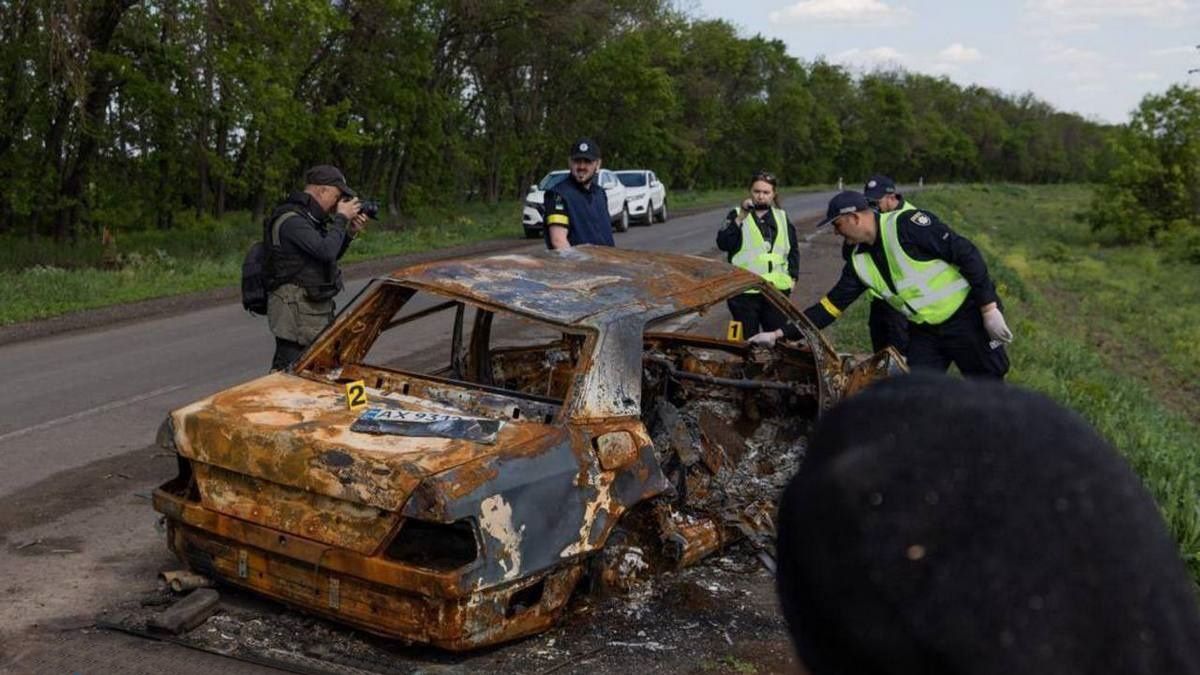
[0,383,189,445]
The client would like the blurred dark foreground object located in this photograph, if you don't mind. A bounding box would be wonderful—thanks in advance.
[776,373,1200,675]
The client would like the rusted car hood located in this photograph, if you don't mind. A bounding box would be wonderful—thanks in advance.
[169,372,553,513]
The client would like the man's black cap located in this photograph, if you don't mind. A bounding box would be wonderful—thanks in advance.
[817,191,871,228]
[304,165,356,198]
[569,138,601,161]
[863,174,897,200]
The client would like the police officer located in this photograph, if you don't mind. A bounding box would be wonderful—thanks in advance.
[861,174,912,354]
[716,170,799,335]
[265,165,367,371]
[544,138,615,250]
[749,191,1013,379]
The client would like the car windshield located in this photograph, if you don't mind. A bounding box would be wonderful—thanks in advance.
[538,172,568,190]
[302,280,594,420]
[616,172,647,187]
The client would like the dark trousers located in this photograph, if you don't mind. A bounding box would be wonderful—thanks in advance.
[907,305,1009,380]
[869,299,910,355]
[727,292,789,337]
[271,337,307,372]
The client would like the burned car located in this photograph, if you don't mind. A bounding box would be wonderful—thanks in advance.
[153,246,901,650]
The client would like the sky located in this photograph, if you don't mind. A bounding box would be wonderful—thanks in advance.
[691,0,1200,123]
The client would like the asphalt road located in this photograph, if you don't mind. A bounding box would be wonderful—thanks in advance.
[0,189,843,500]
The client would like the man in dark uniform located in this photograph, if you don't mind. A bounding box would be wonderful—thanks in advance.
[749,191,1013,379]
[543,138,615,249]
[265,165,367,371]
[861,174,911,354]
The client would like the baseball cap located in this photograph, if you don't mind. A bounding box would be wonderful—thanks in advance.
[817,191,871,228]
[569,138,601,161]
[304,165,356,198]
[863,174,897,200]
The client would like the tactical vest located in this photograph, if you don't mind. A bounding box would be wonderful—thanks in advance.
[850,208,970,325]
[730,207,794,292]
[265,209,343,301]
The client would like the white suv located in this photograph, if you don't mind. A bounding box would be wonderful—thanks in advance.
[522,169,630,238]
[615,170,668,225]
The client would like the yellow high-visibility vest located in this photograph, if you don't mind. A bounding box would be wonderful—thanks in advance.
[730,207,794,292]
[850,209,970,325]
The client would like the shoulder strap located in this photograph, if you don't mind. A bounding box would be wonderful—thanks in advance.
[269,209,304,247]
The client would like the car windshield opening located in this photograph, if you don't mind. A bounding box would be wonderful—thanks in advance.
[538,173,568,190]
[616,172,647,187]
[304,281,592,420]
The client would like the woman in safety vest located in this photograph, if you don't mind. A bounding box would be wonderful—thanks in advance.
[716,170,799,337]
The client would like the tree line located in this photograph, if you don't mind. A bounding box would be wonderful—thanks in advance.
[1087,84,1200,262]
[0,0,1113,241]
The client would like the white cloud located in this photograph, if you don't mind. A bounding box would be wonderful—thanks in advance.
[1134,71,1161,80]
[938,43,982,63]
[1042,43,1104,65]
[834,46,908,66]
[1028,0,1190,20]
[1150,45,1200,56]
[769,0,912,24]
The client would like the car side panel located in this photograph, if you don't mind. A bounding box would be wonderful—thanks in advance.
[402,423,667,594]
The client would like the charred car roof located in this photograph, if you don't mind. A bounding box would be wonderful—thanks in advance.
[392,245,760,326]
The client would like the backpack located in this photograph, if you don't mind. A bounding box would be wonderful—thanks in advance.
[241,241,270,315]
[241,210,297,316]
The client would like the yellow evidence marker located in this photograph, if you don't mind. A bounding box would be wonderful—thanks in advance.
[344,380,368,411]
[727,320,744,341]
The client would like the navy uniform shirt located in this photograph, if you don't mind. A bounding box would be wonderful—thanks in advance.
[543,175,615,248]
[716,207,800,285]
[787,207,999,337]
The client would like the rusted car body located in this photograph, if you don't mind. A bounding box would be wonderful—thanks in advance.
[153,246,901,650]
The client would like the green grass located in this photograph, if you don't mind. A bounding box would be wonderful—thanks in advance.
[829,184,1200,579]
[1,186,813,326]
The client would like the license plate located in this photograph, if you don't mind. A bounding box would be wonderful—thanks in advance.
[351,407,503,444]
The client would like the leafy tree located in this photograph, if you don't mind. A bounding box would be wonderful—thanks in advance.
[0,0,1113,243]
[1087,85,1200,258]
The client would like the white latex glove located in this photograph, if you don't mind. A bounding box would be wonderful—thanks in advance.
[982,307,1014,344]
[747,330,782,347]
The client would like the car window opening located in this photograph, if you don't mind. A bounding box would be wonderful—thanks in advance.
[301,281,591,422]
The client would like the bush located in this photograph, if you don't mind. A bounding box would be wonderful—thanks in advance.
[1087,86,1200,252]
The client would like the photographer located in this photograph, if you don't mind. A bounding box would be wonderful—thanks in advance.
[265,165,370,371]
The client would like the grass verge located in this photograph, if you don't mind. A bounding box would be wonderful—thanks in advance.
[1,186,829,326]
[828,184,1200,580]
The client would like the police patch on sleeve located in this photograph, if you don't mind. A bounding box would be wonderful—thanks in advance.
[912,211,932,226]
[554,194,565,209]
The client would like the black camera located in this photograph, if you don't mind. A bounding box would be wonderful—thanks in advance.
[358,199,380,220]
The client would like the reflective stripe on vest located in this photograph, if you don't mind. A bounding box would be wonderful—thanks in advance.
[850,209,970,325]
[729,207,794,292]
[860,202,915,301]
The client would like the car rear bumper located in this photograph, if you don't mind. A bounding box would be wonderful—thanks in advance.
[153,487,582,650]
